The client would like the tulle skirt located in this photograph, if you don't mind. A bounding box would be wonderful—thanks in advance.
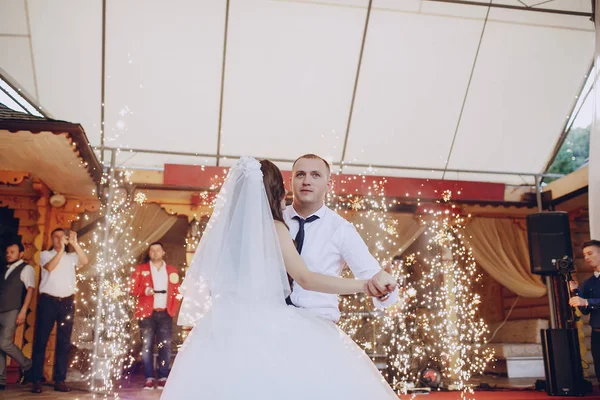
[160,299,398,399]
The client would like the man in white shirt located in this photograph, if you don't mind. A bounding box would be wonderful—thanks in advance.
[284,154,398,322]
[30,228,88,394]
[0,239,35,391]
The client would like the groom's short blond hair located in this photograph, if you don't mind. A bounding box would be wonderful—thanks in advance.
[292,154,331,177]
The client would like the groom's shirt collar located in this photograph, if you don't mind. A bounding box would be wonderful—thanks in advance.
[285,204,327,221]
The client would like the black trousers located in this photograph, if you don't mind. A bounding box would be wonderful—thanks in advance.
[31,294,74,383]
[591,330,600,384]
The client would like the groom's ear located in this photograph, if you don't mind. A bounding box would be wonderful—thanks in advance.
[327,177,334,192]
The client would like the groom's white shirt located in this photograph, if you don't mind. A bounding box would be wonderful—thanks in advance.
[284,204,398,322]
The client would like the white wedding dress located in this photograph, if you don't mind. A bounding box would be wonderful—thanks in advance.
[160,158,398,400]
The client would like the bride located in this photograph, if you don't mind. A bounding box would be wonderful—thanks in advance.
[160,157,399,399]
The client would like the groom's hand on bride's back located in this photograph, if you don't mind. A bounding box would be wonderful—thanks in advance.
[365,269,397,298]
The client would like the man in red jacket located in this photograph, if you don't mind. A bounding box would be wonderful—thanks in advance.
[130,242,181,390]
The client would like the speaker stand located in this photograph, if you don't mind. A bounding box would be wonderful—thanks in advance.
[545,276,558,329]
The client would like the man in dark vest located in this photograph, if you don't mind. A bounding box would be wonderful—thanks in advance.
[0,239,35,391]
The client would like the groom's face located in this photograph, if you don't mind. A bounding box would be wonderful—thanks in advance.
[291,157,331,206]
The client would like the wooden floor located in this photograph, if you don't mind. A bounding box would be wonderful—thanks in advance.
[2,375,600,399]
[1,378,160,399]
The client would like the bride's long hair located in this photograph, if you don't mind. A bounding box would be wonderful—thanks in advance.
[260,160,287,225]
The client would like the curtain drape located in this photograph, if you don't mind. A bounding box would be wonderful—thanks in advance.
[465,218,546,298]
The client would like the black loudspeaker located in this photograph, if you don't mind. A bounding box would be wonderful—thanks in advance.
[541,329,586,396]
[526,212,573,276]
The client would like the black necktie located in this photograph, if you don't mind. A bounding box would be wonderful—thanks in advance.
[293,215,320,254]
[285,215,320,305]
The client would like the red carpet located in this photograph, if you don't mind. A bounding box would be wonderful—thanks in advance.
[398,389,600,399]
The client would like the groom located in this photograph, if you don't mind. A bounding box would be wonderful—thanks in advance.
[284,154,398,321]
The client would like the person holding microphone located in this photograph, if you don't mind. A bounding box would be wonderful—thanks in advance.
[130,242,181,390]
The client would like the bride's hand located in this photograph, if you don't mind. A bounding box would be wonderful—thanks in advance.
[366,270,397,297]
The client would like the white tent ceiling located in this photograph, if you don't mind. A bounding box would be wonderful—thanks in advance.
[0,0,595,184]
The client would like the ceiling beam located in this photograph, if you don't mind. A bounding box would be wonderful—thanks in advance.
[340,0,373,164]
[442,0,491,180]
[216,0,231,167]
[100,0,107,163]
[97,146,563,179]
[423,0,592,17]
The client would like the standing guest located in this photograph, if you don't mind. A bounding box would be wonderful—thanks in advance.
[130,242,181,390]
[31,228,88,394]
[570,240,600,388]
[0,239,35,391]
